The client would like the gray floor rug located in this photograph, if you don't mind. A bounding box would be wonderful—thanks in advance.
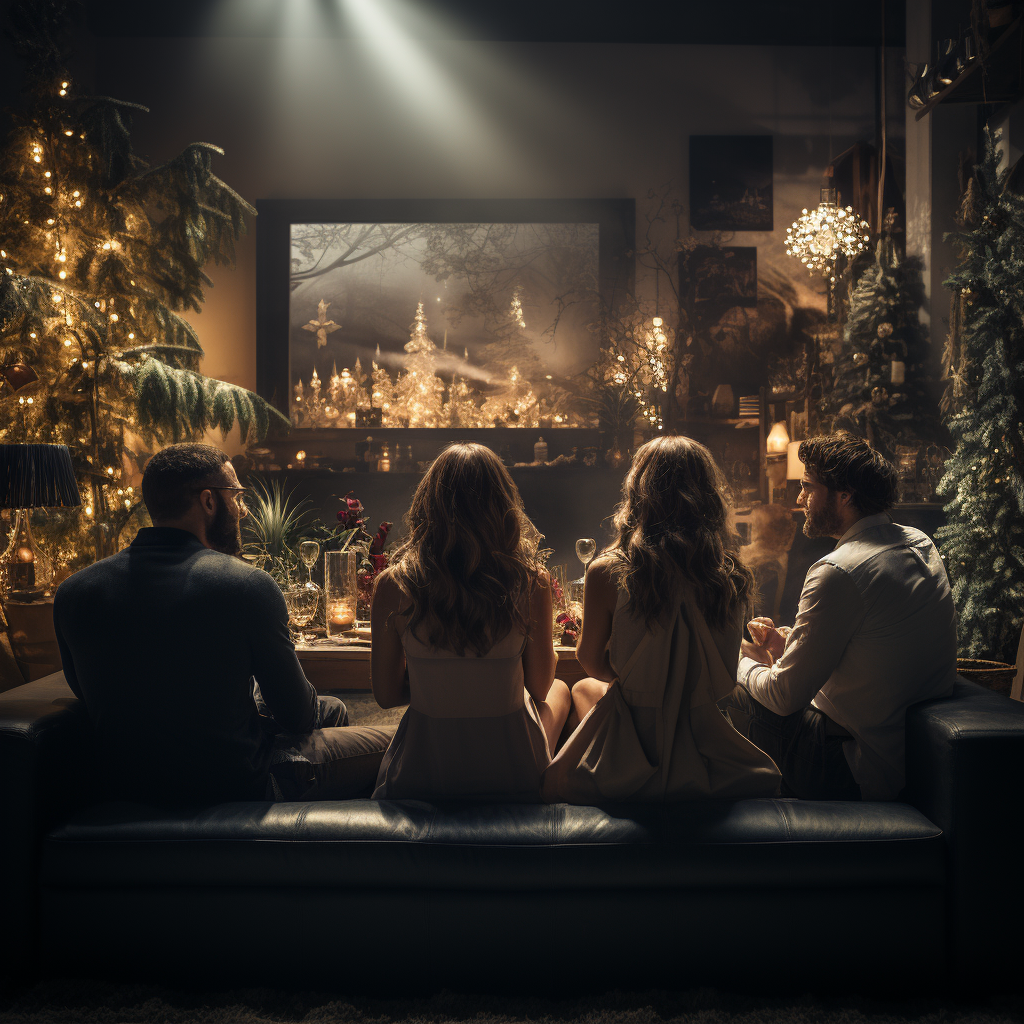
[0,983,1021,1024]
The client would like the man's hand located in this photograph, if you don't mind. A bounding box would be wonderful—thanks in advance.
[744,617,792,666]
[740,638,774,665]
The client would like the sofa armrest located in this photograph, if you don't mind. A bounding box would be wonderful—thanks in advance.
[904,678,1024,991]
[0,672,92,976]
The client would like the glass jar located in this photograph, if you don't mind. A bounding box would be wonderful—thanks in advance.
[325,550,359,641]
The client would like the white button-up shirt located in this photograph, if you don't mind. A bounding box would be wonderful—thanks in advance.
[738,513,958,800]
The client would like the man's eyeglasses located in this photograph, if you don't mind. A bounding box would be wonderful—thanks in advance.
[195,485,249,511]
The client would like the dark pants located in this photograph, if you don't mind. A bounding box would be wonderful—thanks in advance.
[720,685,861,801]
[268,695,396,801]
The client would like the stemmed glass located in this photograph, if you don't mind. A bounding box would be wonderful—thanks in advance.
[283,586,320,644]
[294,540,323,641]
[298,540,320,584]
[574,537,597,584]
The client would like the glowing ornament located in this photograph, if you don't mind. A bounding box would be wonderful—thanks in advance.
[303,299,341,349]
[785,188,871,276]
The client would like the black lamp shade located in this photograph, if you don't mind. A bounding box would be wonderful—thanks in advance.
[0,444,82,509]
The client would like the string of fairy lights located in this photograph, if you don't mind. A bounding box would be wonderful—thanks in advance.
[0,77,139,534]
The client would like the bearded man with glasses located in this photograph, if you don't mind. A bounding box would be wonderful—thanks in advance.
[54,442,394,805]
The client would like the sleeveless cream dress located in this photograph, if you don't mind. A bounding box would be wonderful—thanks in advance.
[372,624,551,801]
[542,585,781,804]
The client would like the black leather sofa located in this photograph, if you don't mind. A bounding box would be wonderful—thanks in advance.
[2,671,1022,995]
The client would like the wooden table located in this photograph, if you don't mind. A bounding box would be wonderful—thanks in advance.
[295,643,586,692]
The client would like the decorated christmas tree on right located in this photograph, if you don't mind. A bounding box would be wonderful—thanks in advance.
[936,130,1024,664]
[823,212,935,462]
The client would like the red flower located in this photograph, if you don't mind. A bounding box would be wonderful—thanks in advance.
[337,492,365,529]
[369,521,392,555]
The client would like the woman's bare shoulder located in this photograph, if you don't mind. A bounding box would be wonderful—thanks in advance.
[372,568,406,610]
[587,552,620,585]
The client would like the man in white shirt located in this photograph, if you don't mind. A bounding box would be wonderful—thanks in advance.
[722,432,958,801]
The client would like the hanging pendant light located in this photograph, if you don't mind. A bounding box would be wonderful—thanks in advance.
[785,187,872,281]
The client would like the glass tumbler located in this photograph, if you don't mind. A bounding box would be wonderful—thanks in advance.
[325,550,359,641]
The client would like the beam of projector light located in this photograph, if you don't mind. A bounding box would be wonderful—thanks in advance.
[340,0,524,175]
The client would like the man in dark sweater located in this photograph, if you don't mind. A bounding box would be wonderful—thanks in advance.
[54,443,394,804]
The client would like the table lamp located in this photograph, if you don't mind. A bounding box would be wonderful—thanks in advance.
[0,444,82,602]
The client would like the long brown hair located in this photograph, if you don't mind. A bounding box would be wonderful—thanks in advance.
[608,435,753,630]
[383,443,543,656]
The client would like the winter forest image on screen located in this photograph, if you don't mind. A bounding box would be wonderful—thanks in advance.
[288,222,604,429]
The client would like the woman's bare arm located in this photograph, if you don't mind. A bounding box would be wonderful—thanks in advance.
[575,555,618,682]
[370,571,409,709]
[522,572,559,705]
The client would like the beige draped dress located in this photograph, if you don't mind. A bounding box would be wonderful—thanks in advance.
[542,586,781,803]
[372,625,551,801]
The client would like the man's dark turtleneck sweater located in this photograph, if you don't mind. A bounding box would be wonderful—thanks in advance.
[54,527,318,804]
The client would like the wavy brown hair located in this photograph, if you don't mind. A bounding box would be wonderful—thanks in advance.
[383,443,543,656]
[608,435,753,631]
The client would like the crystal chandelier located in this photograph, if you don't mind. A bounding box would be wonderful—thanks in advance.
[785,187,871,281]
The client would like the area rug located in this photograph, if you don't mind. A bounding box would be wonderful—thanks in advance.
[0,982,1021,1024]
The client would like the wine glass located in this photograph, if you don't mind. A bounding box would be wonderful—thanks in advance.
[283,585,320,644]
[298,540,320,585]
[575,537,597,583]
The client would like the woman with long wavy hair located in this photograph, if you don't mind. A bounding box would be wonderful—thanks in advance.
[371,443,571,800]
[542,435,780,803]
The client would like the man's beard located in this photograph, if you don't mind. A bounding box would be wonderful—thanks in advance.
[209,493,242,555]
[803,490,844,539]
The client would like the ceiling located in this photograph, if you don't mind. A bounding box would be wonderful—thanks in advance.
[84,0,907,45]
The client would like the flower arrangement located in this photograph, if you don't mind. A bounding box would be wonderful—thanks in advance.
[335,493,392,614]
[242,482,392,605]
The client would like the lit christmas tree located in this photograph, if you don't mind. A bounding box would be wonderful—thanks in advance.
[935,130,1024,664]
[370,356,396,426]
[444,373,485,428]
[822,215,934,461]
[0,2,282,569]
[480,365,539,427]
[392,302,445,428]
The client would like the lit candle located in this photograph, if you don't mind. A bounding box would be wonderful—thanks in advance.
[329,601,355,628]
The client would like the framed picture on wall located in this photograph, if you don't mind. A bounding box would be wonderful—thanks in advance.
[686,246,758,309]
[255,199,635,429]
[689,135,773,231]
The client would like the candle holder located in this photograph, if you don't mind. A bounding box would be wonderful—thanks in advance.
[325,549,359,641]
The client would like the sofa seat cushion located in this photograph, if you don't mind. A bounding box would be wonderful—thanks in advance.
[44,797,944,891]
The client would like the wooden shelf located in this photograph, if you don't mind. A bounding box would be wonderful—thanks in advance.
[680,417,759,427]
[914,19,1023,120]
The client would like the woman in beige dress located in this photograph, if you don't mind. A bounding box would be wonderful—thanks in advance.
[542,436,781,804]
[371,443,571,801]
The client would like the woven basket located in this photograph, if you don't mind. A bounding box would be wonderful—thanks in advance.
[957,658,1017,694]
